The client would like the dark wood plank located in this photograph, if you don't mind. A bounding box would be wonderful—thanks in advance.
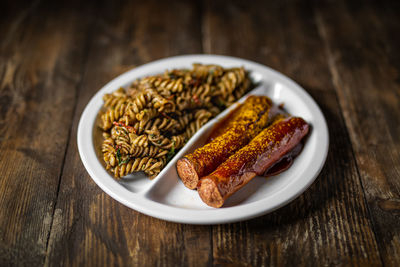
[315,1,400,265]
[0,1,93,266]
[45,1,212,266]
[203,0,382,266]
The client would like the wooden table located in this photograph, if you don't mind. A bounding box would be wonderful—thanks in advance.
[1,0,399,266]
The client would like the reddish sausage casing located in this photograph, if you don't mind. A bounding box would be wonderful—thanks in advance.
[177,95,273,189]
[197,117,309,208]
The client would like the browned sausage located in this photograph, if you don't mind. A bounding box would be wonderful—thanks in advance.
[197,117,309,208]
[177,95,273,189]
[207,101,287,143]
[206,103,244,143]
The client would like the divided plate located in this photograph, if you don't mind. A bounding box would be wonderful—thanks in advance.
[77,54,329,224]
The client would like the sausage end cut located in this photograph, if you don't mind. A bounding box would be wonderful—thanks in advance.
[176,158,199,189]
[197,176,224,208]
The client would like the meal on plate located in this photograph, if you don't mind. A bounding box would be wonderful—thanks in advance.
[98,64,253,178]
[177,95,310,208]
[97,62,310,208]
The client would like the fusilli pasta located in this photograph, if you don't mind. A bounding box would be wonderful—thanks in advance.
[98,63,252,179]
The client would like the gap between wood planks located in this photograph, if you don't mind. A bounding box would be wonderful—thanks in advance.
[314,7,385,266]
[43,7,97,264]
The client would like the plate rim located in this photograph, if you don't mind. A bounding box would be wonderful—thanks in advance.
[77,54,329,224]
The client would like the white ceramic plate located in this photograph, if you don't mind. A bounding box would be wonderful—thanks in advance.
[77,54,329,224]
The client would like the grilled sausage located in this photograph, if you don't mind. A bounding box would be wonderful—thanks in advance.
[197,117,309,208]
[177,95,273,189]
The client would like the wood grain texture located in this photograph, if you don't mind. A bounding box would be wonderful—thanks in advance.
[0,1,92,266]
[315,1,400,265]
[1,0,399,266]
[203,0,382,265]
[44,1,212,266]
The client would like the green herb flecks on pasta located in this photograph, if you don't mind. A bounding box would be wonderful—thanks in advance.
[99,63,252,179]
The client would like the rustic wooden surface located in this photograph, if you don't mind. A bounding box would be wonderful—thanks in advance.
[1,0,399,266]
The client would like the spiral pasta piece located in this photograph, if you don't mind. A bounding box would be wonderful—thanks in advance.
[175,113,194,131]
[101,134,117,169]
[103,87,127,108]
[131,91,151,113]
[141,76,184,93]
[101,101,128,130]
[130,117,177,135]
[150,117,177,133]
[130,145,168,158]
[130,134,149,147]
[184,110,213,139]
[135,108,158,129]
[113,157,164,178]
[217,67,246,99]
[147,129,170,148]
[171,135,186,149]
[192,63,224,82]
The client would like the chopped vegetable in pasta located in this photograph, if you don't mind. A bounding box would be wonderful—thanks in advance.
[99,63,252,179]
